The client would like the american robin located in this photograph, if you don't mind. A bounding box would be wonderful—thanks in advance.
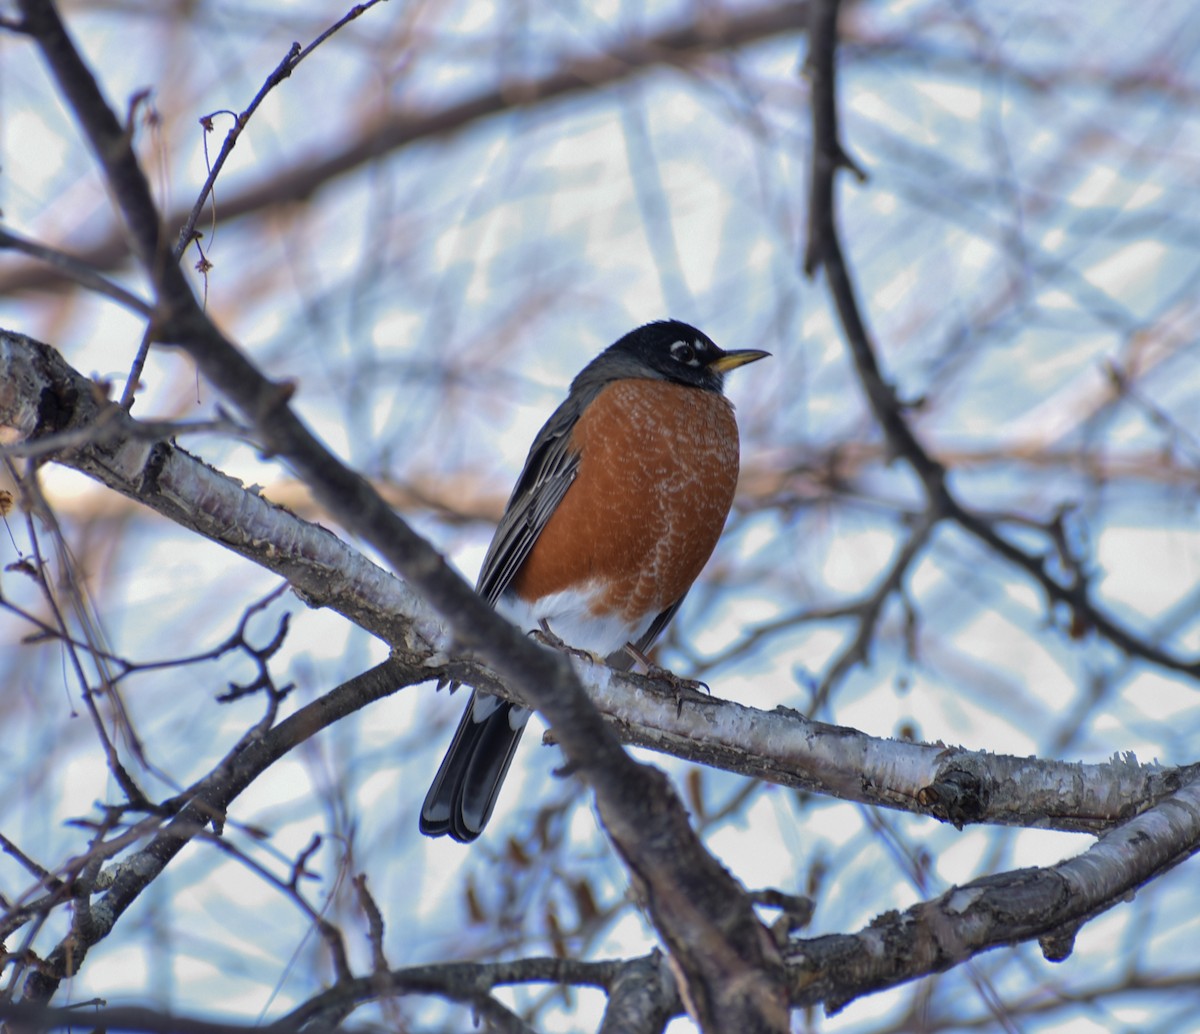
[420,320,768,842]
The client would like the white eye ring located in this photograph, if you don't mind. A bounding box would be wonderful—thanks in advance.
[671,340,700,365]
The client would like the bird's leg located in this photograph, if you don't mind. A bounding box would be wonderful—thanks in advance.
[530,618,566,650]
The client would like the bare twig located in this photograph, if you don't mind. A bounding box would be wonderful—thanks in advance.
[352,873,389,975]
[810,509,936,712]
[8,464,151,805]
[0,227,151,316]
[0,411,249,460]
[175,1,390,267]
[14,657,419,1002]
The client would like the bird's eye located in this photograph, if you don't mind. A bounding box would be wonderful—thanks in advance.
[670,340,699,365]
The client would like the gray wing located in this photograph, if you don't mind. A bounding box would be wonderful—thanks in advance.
[475,390,593,605]
[477,373,686,653]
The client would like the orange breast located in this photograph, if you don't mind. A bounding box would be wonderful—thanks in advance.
[509,379,741,621]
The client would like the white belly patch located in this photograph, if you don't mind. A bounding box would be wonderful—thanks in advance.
[497,584,653,659]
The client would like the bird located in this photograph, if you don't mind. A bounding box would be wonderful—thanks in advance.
[420,320,769,842]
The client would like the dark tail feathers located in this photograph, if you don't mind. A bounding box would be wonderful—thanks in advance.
[420,692,528,842]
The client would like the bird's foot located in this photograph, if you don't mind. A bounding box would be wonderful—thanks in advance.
[622,642,711,715]
[647,662,710,697]
[530,621,606,665]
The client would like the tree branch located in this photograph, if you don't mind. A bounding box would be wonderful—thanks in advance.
[801,0,1200,683]
[1,326,1192,839]
[16,658,418,1001]
[786,775,1200,1014]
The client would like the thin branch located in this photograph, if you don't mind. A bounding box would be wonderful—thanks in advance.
[278,955,623,1030]
[17,657,420,1002]
[10,466,150,806]
[801,0,1200,684]
[0,227,152,316]
[0,834,58,890]
[352,873,389,976]
[174,0,390,266]
[198,832,353,985]
[0,1002,304,1034]
[0,411,249,460]
[810,508,936,712]
[0,583,288,694]
[0,3,809,298]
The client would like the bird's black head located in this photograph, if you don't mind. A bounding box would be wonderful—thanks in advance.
[577,320,769,395]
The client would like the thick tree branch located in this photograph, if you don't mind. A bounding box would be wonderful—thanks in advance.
[599,952,680,1034]
[786,775,1200,1014]
[0,329,444,657]
[1,326,1192,840]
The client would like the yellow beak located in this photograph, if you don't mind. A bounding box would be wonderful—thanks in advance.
[708,348,771,373]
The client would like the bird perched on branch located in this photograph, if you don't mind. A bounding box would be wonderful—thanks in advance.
[420,320,768,842]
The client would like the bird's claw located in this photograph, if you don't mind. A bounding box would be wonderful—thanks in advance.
[530,622,605,665]
[643,663,711,717]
